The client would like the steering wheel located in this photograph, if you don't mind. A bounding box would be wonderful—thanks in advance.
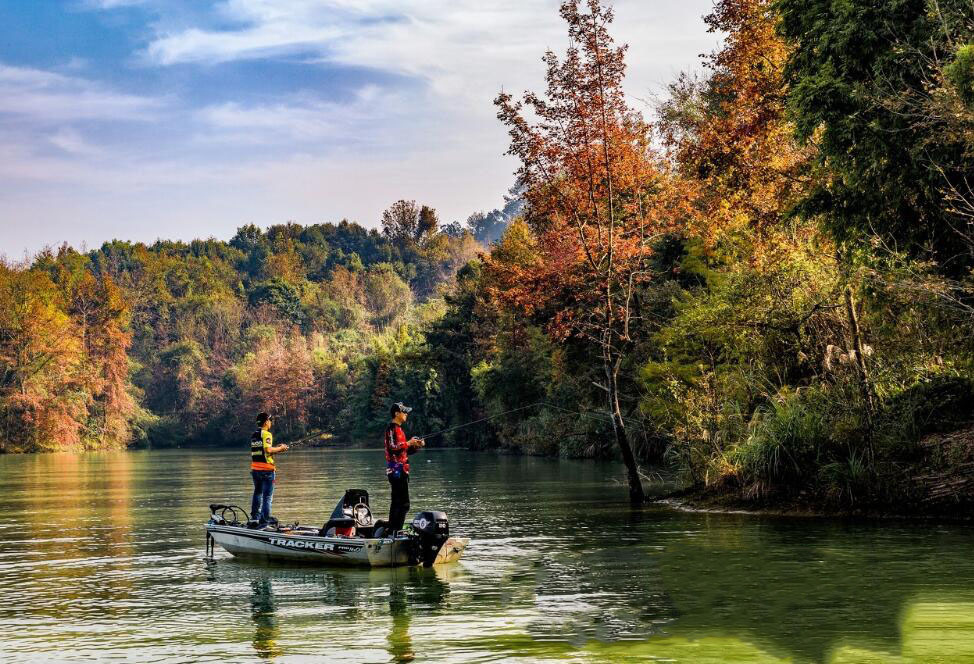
[352,502,373,528]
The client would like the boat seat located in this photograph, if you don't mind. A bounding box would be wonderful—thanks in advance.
[320,517,355,537]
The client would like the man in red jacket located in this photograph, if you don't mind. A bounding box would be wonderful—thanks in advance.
[384,402,424,533]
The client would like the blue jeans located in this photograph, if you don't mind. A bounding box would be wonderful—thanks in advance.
[250,470,275,524]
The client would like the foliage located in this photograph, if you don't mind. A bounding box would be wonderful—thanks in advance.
[945,44,974,107]
[0,210,481,451]
[6,0,974,516]
[777,0,974,275]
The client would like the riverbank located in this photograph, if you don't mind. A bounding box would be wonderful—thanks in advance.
[662,491,974,522]
[653,423,974,520]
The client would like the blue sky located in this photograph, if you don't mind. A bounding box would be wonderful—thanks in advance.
[0,0,719,257]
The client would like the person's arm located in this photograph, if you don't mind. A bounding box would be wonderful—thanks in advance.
[265,432,288,454]
[387,426,408,453]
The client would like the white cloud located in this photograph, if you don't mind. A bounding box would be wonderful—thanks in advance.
[0,64,163,123]
[47,127,106,156]
[141,0,718,103]
[146,25,341,65]
[195,85,406,144]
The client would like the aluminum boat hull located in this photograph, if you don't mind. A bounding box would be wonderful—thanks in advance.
[206,523,468,567]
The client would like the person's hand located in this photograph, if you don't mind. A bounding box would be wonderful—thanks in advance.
[412,438,425,448]
[281,444,289,451]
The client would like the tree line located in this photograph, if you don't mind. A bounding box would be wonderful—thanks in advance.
[0,203,499,452]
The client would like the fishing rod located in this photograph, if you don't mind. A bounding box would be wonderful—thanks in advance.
[418,401,655,440]
[286,401,628,447]
[284,431,332,448]
[417,402,546,441]
[280,404,547,450]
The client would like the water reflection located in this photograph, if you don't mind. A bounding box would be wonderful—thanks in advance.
[250,577,283,660]
[391,566,451,662]
[387,580,414,663]
[210,559,453,663]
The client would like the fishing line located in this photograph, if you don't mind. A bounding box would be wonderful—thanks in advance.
[286,401,635,447]
[418,402,547,440]
[419,401,630,440]
[286,431,332,448]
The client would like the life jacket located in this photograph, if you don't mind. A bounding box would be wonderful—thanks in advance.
[251,429,275,471]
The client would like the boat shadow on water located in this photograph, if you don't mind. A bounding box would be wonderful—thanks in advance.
[205,557,461,662]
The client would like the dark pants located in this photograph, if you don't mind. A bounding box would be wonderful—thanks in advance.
[387,472,410,533]
[251,470,275,524]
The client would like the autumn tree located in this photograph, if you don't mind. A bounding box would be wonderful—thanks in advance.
[363,263,412,328]
[660,0,810,245]
[0,264,85,451]
[236,334,315,437]
[46,249,133,444]
[493,0,691,502]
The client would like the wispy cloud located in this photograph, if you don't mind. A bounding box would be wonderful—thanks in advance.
[47,127,106,156]
[195,85,407,144]
[0,64,163,123]
[140,0,718,103]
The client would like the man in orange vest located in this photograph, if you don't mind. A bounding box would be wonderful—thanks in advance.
[250,412,289,527]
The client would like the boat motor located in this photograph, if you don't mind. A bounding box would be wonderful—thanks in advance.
[410,511,449,567]
[209,504,247,526]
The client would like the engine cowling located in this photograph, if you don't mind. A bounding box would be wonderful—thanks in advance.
[411,511,449,567]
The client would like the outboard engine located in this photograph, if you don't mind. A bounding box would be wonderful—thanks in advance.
[410,511,449,567]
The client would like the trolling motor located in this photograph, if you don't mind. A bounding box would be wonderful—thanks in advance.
[410,511,450,567]
[209,503,248,525]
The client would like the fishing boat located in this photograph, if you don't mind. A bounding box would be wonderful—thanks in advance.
[205,488,469,567]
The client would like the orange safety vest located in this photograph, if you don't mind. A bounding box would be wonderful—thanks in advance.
[250,429,275,471]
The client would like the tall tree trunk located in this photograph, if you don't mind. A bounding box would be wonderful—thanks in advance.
[604,348,644,503]
[844,286,876,452]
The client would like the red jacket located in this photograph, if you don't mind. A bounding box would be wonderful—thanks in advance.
[384,422,416,475]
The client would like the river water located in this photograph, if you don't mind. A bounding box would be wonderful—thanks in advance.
[2,448,974,663]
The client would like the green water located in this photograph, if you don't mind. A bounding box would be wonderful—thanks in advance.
[2,448,974,663]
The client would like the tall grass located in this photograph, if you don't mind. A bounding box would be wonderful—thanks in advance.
[726,388,834,499]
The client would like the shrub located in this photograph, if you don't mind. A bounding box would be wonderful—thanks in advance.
[727,387,835,498]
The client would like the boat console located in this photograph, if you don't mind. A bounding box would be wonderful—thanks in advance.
[321,488,387,538]
[320,490,451,564]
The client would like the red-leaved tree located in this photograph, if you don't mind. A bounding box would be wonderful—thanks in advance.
[492,0,693,502]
